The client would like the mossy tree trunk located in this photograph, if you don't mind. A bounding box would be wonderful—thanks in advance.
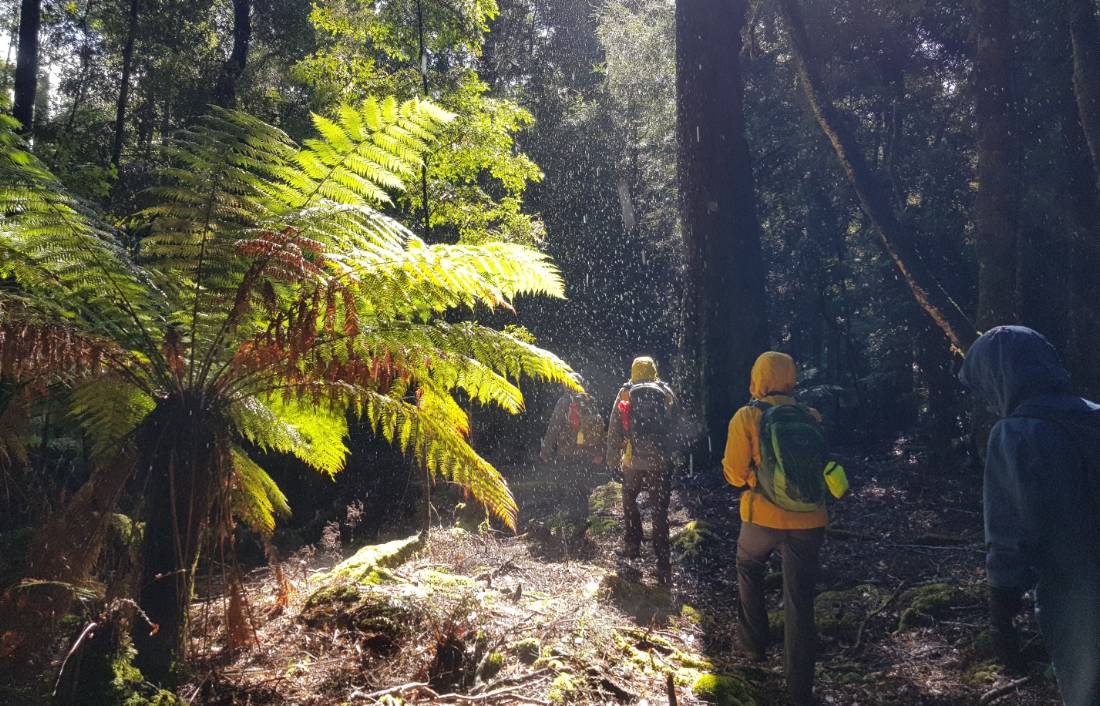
[131,397,227,685]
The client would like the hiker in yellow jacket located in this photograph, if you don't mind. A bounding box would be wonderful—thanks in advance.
[723,351,847,706]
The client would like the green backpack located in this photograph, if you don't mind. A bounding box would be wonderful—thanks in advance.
[750,400,828,512]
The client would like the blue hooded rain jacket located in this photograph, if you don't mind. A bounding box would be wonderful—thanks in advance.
[959,326,1100,706]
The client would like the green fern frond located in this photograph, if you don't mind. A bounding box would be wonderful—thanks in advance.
[69,376,155,462]
[230,446,291,535]
[228,395,348,476]
[0,121,166,371]
[355,387,517,528]
[281,97,454,209]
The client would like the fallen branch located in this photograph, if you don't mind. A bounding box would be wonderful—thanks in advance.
[358,681,438,701]
[426,684,550,704]
[979,675,1033,704]
[585,667,638,702]
[848,583,906,653]
[470,668,553,695]
[827,529,983,553]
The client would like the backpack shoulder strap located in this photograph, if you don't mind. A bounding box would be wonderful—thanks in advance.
[748,399,772,412]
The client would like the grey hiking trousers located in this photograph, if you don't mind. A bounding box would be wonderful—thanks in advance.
[736,522,825,702]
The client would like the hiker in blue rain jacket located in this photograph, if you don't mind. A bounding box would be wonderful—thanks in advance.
[959,325,1100,706]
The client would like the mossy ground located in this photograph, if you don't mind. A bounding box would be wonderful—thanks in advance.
[691,672,757,706]
[587,481,623,536]
[672,519,718,560]
[178,442,1065,705]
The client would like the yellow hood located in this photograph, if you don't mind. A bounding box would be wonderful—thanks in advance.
[749,352,797,399]
[630,356,659,383]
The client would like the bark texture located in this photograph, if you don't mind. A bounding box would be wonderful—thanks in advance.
[675,0,769,455]
[12,0,41,133]
[110,0,140,168]
[974,0,1019,330]
[1069,0,1100,188]
[215,0,251,107]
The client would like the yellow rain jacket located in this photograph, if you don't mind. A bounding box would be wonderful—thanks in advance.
[722,352,828,530]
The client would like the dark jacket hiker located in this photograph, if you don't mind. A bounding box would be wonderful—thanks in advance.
[960,325,1100,706]
[541,376,605,466]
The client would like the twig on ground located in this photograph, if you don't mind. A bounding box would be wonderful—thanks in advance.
[979,675,1033,704]
[358,681,438,701]
[470,668,553,695]
[848,583,906,653]
[426,684,550,704]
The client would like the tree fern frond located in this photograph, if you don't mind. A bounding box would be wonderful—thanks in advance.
[354,387,517,529]
[227,395,348,475]
[70,375,155,462]
[0,121,167,369]
[278,97,454,210]
[230,446,291,535]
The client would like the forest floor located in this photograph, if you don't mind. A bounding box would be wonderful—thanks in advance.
[182,437,1063,706]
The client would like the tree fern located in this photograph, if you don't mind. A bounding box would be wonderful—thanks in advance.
[1,94,572,535]
[0,96,574,676]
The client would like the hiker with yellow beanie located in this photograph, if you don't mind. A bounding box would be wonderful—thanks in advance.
[606,356,678,585]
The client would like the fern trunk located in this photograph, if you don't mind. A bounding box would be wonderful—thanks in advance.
[131,397,228,684]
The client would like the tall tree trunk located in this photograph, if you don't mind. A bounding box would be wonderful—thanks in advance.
[1062,2,1100,398]
[776,0,977,353]
[110,0,140,168]
[214,0,251,107]
[12,0,41,133]
[974,0,1019,330]
[62,0,97,134]
[1069,0,1100,189]
[675,0,769,456]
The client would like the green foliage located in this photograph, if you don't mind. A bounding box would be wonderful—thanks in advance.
[0,95,575,531]
[230,448,292,536]
[297,0,544,245]
[70,377,154,463]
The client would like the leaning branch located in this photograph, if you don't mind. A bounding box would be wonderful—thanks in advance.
[776,0,978,353]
